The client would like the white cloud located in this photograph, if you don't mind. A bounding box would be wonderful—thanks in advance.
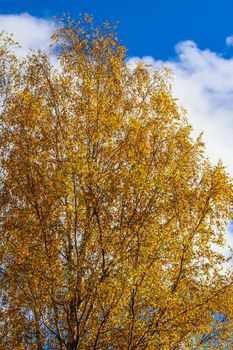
[129,42,233,258]
[129,41,233,176]
[226,35,233,47]
[0,13,56,55]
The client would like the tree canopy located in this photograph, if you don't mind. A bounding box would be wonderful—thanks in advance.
[0,16,233,350]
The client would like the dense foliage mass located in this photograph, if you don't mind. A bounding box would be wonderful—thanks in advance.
[0,16,233,349]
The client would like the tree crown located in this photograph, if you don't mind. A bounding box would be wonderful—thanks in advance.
[0,15,233,350]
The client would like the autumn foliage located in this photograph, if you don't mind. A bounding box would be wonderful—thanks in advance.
[0,16,233,349]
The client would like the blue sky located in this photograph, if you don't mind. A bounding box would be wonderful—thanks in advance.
[2,0,233,59]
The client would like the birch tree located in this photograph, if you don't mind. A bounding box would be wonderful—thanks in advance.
[0,16,233,350]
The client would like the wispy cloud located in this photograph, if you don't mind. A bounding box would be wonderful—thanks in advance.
[226,35,233,47]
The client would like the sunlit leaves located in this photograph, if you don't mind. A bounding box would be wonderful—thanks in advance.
[0,15,233,350]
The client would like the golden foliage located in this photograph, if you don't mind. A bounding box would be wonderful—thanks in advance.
[0,16,233,349]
